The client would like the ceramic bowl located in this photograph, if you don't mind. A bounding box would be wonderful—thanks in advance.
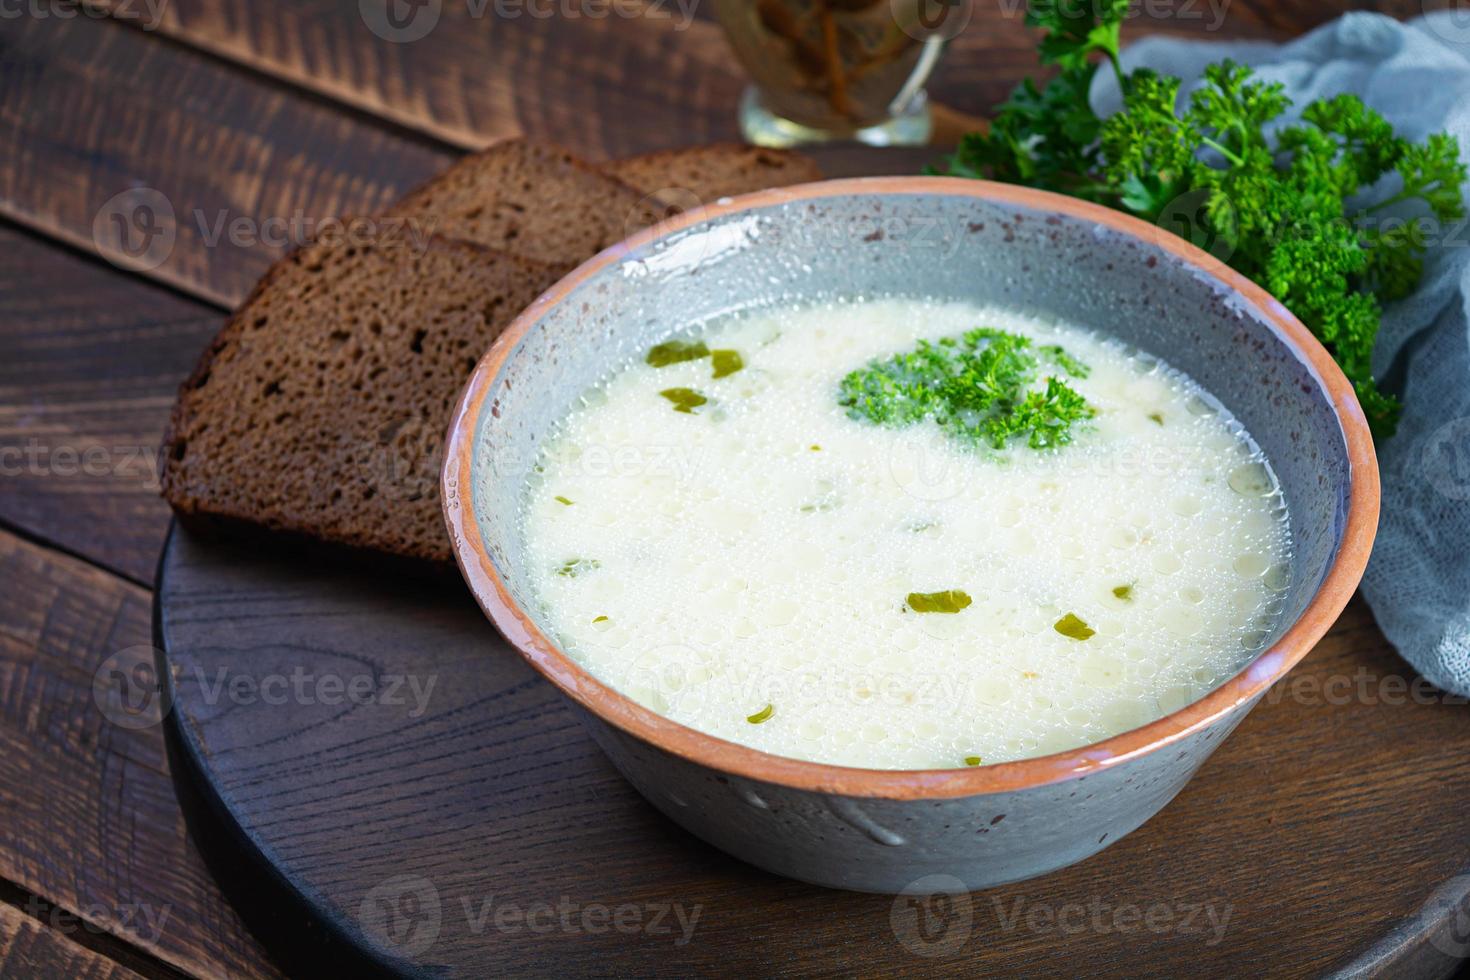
[442,177,1378,893]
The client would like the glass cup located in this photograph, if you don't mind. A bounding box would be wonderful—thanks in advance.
[712,0,969,147]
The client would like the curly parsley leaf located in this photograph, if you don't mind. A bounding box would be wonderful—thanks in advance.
[838,328,1095,451]
[933,2,1468,438]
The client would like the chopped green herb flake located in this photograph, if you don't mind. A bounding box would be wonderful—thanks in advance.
[554,495,574,506]
[646,340,709,367]
[747,704,774,724]
[809,444,821,451]
[660,387,708,414]
[1054,612,1095,640]
[556,558,601,578]
[964,756,983,767]
[1112,584,1134,601]
[906,590,973,614]
[711,349,744,378]
[1147,411,1165,426]
[838,328,1095,451]
[592,615,608,623]
[1040,344,1091,377]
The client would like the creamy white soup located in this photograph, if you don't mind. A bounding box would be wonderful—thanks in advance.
[517,297,1291,770]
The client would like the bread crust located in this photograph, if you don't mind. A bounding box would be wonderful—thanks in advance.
[160,233,558,563]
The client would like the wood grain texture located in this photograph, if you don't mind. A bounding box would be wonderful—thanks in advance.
[0,226,220,583]
[0,527,280,978]
[90,0,1437,162]
[0,0,1422,316]
[157,523,1470,977]
[96,0,745,154]
[0,901,147,980]
[0,4,1465,978]
[0,11,451,307]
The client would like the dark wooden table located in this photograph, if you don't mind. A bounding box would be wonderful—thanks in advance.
[2,2,1469,977]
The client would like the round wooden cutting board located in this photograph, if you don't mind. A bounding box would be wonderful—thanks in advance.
[151,145,1470,980]
[155,516,1470,978]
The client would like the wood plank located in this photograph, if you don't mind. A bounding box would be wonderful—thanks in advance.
[88,0,1411,160]
[0,527,281,978]
[0,901,146,980]
[0,225,220,583]
[0,11,451,307]
[95,0,745,155]
[0,1,1397,317]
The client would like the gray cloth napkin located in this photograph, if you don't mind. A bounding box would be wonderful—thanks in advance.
[1091,13,1470,695]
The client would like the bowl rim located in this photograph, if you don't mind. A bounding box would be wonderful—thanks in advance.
[442,175,1379,800]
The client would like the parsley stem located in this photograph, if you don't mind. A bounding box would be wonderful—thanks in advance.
[1198,134,1245,168]
[1363,178,1451,214]
[1105,51,1128,99]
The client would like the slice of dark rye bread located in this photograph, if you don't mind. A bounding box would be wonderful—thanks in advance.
[386,138,671,269]
[162,141,822,564]
[603,144,823,203]
[160,233,560,562]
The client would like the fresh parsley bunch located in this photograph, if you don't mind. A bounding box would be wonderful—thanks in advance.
[837,327,1094,450]
[938,0,1468,436]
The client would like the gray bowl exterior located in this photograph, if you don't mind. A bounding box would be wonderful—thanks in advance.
[573,698,1253,893]
[468,188,1353,893]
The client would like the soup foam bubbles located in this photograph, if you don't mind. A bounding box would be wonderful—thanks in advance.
[517,297,1291,770]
